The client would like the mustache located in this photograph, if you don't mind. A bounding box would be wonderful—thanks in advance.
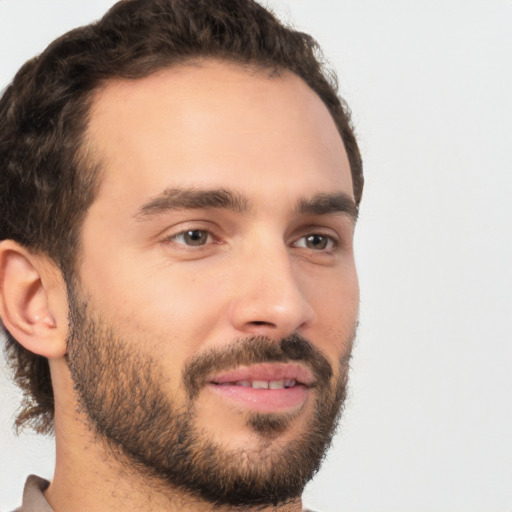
[182,333,333,399]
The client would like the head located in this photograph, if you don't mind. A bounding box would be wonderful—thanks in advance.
[0,0,363,507]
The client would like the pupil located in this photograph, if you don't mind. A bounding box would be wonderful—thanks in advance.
[185,230,206,245]
[307,234,327,250]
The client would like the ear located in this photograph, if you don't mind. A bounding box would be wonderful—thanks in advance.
[0,240,68,359]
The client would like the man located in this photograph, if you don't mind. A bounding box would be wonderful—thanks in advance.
[0,0,363,510]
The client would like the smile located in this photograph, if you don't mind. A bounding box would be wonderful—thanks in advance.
[206,363,313,413]
[216,379,298,389]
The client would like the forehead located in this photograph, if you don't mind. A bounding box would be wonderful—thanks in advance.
[85,60,352,209]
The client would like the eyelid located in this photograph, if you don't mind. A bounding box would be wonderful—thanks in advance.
[291,232,339,251]
[159,221,223,248]
[163,227,217,242]
[170,229,214,245]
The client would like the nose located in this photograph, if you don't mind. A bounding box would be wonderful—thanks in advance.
[228,243,316,339]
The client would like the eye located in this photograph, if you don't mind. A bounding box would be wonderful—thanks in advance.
[293,233,336,251]
[169,229,213,247]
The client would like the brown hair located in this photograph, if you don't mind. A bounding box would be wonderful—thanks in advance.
[0,0,363,434]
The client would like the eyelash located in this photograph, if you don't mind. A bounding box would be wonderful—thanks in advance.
[292,233,338,251]
[163,228,339,253]
[166,229,219,247]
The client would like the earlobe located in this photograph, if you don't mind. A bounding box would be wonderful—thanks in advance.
[0,240,68,359]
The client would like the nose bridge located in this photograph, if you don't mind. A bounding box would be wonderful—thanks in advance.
[229,234,315,336]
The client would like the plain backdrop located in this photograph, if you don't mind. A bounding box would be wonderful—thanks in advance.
[1,1,511,511]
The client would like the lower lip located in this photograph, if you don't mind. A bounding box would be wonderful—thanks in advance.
[206,383,309,413]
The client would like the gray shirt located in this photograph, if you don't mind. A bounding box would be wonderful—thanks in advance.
[14,475,52,512]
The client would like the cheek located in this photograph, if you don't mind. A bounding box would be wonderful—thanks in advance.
[79,250,233,360]
[304,263,359,362]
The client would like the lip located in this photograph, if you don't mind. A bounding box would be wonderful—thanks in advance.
[206,362,314,413]
[209,362,315,387]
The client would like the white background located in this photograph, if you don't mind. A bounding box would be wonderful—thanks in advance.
[1,1,511,511]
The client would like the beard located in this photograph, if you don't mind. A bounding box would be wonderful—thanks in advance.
[66,284,353,509]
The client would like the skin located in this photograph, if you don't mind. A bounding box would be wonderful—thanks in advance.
[0,60,359,511]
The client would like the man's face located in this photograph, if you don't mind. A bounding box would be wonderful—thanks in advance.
[68,60,359,506]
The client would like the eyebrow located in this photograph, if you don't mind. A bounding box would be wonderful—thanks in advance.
[296,193,359,222]
[135,187,249,219]
[135,187,358,222]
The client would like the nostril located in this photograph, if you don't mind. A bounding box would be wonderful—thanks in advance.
[250,321,275,327]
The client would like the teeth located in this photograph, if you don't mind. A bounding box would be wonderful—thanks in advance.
[269,380,285,389]
[225,379,298,389]
[252,380,269,389]
[284,379,296,388]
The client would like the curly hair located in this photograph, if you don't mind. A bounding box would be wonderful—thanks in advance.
[0,0,363,434]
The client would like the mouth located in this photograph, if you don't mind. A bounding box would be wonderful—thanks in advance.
[215,378,299,389]
[206,362,314,413]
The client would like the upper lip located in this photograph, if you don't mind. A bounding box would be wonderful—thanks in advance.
[208,362,315,387]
